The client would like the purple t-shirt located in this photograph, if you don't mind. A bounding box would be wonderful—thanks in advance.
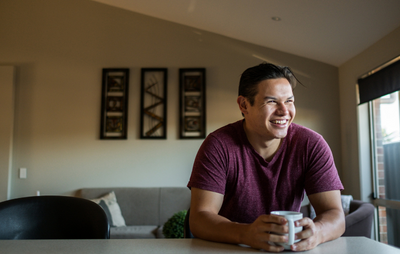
[187,120,343,224]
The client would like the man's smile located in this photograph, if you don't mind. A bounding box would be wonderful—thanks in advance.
[270,119,289,125]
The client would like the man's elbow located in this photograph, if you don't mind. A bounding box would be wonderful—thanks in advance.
[188,210,203,238]
[338,211,346,236]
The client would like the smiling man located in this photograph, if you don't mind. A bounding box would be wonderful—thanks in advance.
[187,62,345,252]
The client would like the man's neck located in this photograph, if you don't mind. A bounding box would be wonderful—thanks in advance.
[242,121,282,162]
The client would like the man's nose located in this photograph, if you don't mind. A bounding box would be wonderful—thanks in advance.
[277,103,288,115]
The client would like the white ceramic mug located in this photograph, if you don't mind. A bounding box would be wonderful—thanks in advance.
[270,211,303,250]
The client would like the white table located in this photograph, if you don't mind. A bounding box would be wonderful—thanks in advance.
[1,237,399,254]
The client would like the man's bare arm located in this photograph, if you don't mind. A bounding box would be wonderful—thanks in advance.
[189,187,288,252]
[293,190,345,251]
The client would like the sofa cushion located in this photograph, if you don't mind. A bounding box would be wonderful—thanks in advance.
[110,225,158,239]
[90,191,126,227]
[159,187,191,225]
[76,186,191,238]
[77,188,160,226]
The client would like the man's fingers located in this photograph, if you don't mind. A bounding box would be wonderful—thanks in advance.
[295,217,315,227]
[259,214,288,225]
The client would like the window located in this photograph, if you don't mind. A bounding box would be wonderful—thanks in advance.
[358,56,400,247]
[369,91,400,246]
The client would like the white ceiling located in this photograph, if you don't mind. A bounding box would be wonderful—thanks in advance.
[93,0,400,66]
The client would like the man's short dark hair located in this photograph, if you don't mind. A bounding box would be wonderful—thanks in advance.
[238,62,297,106]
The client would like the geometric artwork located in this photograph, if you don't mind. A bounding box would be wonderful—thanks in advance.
[140,68,167,139]
[184,116,201,132]
[106,116,124,132]
[106,97,124,112]
[100,68,129,139]
[184,95,201,112]
[179,68,206,139]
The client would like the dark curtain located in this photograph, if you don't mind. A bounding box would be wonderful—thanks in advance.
[358,59,400,104]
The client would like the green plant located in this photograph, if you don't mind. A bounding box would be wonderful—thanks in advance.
[162,210,187,238]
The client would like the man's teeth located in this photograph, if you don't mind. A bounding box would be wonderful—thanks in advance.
[272,120,287,124]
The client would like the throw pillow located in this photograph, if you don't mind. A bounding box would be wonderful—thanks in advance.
[90,191,126,227]
[341,195,353,215]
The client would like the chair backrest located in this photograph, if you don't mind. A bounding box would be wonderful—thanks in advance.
[0,195,110,239]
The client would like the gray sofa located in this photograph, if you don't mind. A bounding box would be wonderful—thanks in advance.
[75,187,191,239]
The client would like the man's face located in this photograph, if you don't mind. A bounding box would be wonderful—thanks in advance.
[242,78,296,141]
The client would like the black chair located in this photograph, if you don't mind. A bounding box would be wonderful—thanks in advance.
[184,208,195,238]
[0,195,110,239]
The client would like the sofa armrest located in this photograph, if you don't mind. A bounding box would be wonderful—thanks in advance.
[342,200,375,238]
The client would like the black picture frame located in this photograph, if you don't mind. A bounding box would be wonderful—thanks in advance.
[100,68,129,139]
[140,68,168,139]
[179,68,206,139]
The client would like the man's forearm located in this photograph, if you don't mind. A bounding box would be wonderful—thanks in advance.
[313,208,345,244]
[190,210,247,244]
[190,210,290,253]
[189,188,290,252]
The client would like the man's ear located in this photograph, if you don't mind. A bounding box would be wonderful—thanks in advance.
[237,96,248,115]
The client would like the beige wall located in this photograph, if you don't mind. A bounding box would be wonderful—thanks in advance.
[339,26,400,200]
[0,66,15,201]
[0,0,341,199]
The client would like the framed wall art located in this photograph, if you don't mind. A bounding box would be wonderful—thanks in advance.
[179,68,206,139]
[140,68,168,139]
[100,68,129,139]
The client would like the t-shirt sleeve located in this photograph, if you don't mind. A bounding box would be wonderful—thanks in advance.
[304,135,344,195]
[187,134,228,195]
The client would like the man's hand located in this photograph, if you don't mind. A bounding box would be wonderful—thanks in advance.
[240,214,289,252]
[289,217,320,251]
[245,215,321,252]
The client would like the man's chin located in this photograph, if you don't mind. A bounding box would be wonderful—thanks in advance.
[273,131,288,139]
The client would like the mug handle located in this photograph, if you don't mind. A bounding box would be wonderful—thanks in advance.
[288,218,295,246]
